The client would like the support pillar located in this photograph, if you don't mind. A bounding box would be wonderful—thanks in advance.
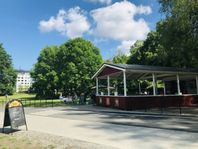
[177,74,181,95]
[163,80,166,95]
[107,75,110,96]
[96,77,98,95]
[152,73,156,96]
[138,81,141,94]
[196,75,198,95]
[123,71,127,96]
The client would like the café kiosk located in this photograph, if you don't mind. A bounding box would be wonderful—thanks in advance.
[92,63,198,110]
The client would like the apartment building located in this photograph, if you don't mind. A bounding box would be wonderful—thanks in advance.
[16,70,33,92]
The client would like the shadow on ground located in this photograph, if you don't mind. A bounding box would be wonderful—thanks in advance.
[0,128,20,134]
[57,105,198,133]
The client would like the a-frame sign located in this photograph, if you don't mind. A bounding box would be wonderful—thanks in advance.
[3,99,28,132]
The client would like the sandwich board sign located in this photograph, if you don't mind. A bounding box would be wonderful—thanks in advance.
[3,99,28,132]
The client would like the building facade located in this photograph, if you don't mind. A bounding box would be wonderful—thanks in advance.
[16,70,33,92]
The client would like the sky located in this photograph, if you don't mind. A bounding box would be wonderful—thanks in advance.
[0,0,163,70]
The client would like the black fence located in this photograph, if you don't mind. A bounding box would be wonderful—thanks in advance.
[0,98,92,108]
[0,99,63,107]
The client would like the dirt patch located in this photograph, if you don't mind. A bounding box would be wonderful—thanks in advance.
[0,133,43,149]
[0,130,116,149]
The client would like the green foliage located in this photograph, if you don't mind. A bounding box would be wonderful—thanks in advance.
[112,50,129,64]
[128,40,144,64]
[128,32,167,66]
[31,46,59,98]
[128,1,198,68]
[0,44,16,95]
[17,85,30,92]
[31,38,103,98]
[56,38,103,97]
[157,0,198,67]
[104,59,113,64]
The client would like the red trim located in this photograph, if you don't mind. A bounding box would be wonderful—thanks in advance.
[98,66,122,77]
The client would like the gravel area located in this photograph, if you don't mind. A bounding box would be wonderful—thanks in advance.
[12,130,117,149]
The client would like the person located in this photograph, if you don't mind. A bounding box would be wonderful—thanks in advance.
[59,94,67,103]
[5,94,8,99]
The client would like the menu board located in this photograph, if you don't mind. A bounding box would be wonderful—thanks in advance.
[3,99,27,131]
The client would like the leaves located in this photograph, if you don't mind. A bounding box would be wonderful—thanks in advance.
[157,0,198,67]
[128,1,198,68]
[31,38,103,98]
[112,49,129,64]
[0,44,16,95]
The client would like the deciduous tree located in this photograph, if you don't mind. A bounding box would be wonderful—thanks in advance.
[0,44,16,95]
[31,46,59,98]
[57,38,103,97]
[31,38,103,98]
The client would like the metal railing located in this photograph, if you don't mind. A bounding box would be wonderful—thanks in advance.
[0,99,68,107]
[0,98,92,108]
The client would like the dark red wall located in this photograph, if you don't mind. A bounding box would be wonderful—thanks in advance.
[96,95,198,110]
[98,66,121,77]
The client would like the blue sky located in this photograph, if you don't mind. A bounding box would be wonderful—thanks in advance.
[0,0,162,70]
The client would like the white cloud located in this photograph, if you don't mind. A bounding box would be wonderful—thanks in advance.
[39,7,90,38]
[117,40,136,56]
[38,1,152,56]
[90,1,152,53]
[86,0,112,5]
[137,5,152,15]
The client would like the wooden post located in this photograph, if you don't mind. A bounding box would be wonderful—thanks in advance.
[123,71,127,96]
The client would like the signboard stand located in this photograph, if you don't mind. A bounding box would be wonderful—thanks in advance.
[3,99,28,133]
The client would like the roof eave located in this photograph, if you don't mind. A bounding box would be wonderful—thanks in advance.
[91,63,125,79]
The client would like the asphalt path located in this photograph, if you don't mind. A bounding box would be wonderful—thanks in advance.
[1,106,198,149]
[25,106,198,133]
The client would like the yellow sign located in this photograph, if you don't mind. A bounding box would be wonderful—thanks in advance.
[8,100,22,108]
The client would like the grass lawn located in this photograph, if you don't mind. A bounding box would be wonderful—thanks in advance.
[0,93,67,107]
[0,93,35,101]
[0,133,44,149]
[0,93,89,107]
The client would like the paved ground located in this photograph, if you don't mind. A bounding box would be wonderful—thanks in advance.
[1,105,198,149]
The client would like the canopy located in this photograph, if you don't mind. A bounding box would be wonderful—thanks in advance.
[92,63,198,80]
